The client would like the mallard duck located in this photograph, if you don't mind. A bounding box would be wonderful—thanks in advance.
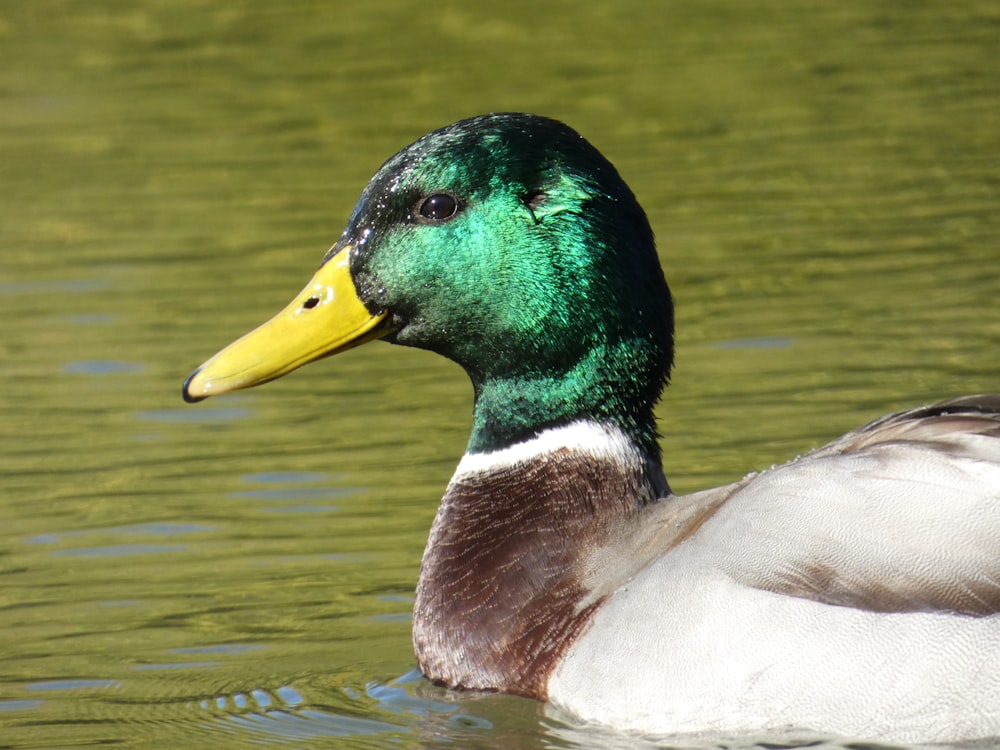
[183,113,1000,743]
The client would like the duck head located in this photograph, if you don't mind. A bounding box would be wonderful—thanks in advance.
[184,113,673,456]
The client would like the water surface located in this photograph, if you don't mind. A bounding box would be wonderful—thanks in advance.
[1,2,998,748]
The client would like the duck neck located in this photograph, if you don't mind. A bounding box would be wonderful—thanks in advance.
[465,345,666,461]
[412,421,667,698]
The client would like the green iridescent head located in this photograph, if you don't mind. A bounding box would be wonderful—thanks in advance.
[185,113,674,456]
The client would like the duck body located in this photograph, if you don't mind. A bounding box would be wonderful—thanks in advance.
[183,113,1000,743]
[547,406,1000,742]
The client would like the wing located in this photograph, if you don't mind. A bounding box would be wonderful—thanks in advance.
[707,395,1000,616]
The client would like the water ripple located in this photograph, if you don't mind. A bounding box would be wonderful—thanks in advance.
[136,407,251,424]
[62,360,145,374]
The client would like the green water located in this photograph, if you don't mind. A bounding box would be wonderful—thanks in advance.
[1,2,998,747]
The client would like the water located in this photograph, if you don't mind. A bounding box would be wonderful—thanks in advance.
[1,1,998,747]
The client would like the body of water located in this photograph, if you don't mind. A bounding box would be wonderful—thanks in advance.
[1,2,998,747]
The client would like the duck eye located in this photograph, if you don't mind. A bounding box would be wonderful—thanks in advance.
[417,193,459,222]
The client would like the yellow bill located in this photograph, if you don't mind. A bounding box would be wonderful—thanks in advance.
[183,246,389,402]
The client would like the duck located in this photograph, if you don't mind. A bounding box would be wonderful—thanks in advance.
[183,112,1000,744]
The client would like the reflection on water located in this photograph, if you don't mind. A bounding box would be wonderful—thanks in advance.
[1,1,997,747]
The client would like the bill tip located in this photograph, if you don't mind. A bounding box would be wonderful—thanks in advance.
[182,369,208,403]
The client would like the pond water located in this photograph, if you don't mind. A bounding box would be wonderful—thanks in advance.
[1,2,998,748]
